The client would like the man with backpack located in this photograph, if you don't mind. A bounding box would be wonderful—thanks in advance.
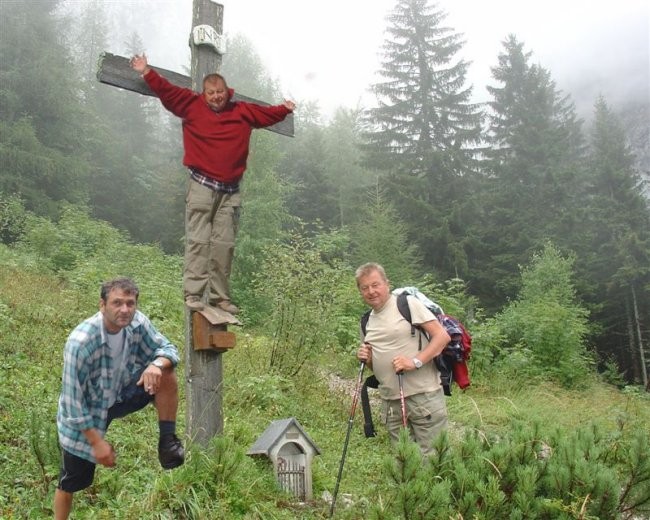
[355,263,451,456]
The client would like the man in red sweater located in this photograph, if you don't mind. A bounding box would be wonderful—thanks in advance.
[130,54,295,314]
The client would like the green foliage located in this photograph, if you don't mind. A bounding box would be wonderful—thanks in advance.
[599,357,627,388]
[249,232,350,376]
[0,192,27,244]
[490,243,592,387]
[2,244,650,519]
[28,410,61,496]
[349,186,422,287]
[472,35,585,310]
[231,162,293,321]
[0,1,92,217]
[229,371,294,414]
[279,109,339,229]
[570,98,650,384]
[619,430,650,518]
[322,108,377,228]
[368,430,452,519]
[369,420,650,520]
[362,0,482,282]
[17,204,126,272]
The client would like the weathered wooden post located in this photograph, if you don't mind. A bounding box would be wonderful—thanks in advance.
[183,0,227,446]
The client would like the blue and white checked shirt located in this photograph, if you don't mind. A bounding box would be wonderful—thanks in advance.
[56,310,180,462]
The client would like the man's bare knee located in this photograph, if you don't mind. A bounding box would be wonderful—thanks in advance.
[159,369,178,392]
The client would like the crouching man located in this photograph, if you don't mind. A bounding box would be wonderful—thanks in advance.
[54,277,184,519]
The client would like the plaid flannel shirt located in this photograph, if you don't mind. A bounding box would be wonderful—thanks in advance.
[189,167,240,194]
[56,310,179,462]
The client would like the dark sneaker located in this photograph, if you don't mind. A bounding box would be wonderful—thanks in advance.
[158,434,185,470]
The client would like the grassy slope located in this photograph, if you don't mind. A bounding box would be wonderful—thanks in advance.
[1,264,648,519]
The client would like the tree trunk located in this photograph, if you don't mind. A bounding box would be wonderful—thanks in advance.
[631,284,648,389]
[184,0,225,447]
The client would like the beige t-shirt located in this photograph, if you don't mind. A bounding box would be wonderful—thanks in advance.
[364,294,441,400]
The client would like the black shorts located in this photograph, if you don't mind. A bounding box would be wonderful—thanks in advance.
[58,374,154,492]
[106,376,154,425]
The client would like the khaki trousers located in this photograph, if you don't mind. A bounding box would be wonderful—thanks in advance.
[381,389,448,456]
[184,179,241,304]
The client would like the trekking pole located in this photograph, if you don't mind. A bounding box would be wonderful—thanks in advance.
[397,372,407,428]
[329,361,365,518]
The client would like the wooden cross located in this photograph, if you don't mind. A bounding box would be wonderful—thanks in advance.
[97,55,294,137]
[97,0,293,446]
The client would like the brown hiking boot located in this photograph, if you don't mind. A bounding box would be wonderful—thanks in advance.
[185,296,204,311]
[216,300,239,314]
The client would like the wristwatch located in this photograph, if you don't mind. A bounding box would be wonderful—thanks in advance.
[412,357,423,369]
[151,358,165,369]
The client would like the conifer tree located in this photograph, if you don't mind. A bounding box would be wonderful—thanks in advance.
[349,184,422,287]
[575,98,650,383]
[323,107,377,227]
[362,0,482,279]
[471,35,584,307]
[0,0,90,216]
[278,103,339,230]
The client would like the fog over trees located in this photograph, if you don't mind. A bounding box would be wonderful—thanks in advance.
[1,0,648,384]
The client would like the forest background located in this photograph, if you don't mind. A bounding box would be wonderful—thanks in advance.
[1,0,649,518]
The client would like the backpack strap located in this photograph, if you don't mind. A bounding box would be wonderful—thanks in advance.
[398,293,451,395]
[360,309,371,337]
[360,374,379,437]
[397,292,429,352]
[396,293,415,337]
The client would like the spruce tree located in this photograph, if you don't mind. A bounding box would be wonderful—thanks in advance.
[362,0,482,279]
[0,0,90,216]
[471,35,584,308]
[322,107,377,228]
[575,97,650,383]
[67,2,155,241]
[349,184,422,287]
[278,103,339,230]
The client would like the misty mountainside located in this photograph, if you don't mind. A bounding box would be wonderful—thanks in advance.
[1,2,649,516]
[1,0,649,388]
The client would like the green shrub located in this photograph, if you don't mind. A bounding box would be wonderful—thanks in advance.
[0,193,28,245]
[249,232,350,376]
[370,420,649,519]
[17,204,126,272]
[489,243,592,387]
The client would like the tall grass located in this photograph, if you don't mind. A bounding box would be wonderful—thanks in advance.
[1,235,649,518]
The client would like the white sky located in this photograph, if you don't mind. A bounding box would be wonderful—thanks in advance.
[120,0,649,119]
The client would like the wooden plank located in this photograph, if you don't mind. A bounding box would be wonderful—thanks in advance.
[97,52,294,137]
[209,331,236,350]
[191,311,239,351]
[196,305,241,326]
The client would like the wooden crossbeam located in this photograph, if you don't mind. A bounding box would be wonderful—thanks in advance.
[97,52,294,137]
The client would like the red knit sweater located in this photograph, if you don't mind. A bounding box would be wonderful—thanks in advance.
[144,69,291,184]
